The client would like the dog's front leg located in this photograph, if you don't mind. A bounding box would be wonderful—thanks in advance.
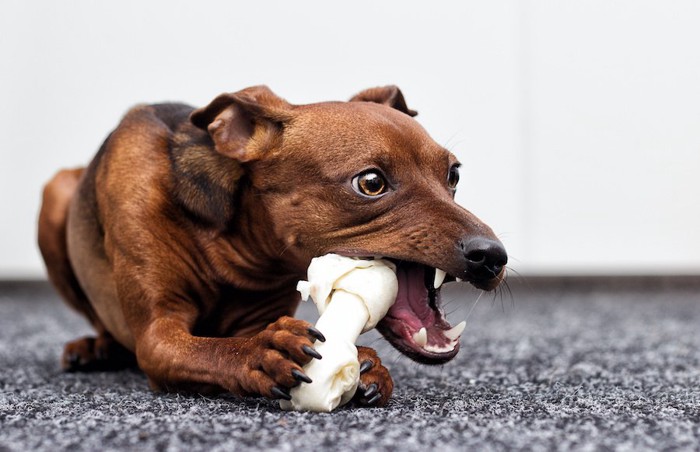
[132,313,321,400]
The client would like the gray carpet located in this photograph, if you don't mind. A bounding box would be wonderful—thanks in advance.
[1,278,699,451]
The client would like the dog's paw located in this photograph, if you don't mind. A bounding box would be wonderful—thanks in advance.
[62,335,136,372]
[353,346,393,407]
[241,316,324,401]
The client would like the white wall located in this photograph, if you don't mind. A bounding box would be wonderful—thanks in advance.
[1,0,699,278]
[522,1,700,274]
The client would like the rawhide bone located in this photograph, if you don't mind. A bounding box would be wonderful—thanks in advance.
[279,254,398,412]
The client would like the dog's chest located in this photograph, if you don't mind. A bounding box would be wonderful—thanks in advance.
[191,285,301,338]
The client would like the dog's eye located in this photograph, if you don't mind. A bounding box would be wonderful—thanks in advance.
[352,171,388,197]
[447,165,460,189]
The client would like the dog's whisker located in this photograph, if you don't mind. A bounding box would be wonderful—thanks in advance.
[495,231,520,242]
[500,270,516,308]
[487,289,506,313]
[505,265,524,280]
[464,290,485,324]
[441,295,462,310]
[446,307,462,318]
[441,132,464,151]
[504,266,535,297]
[505,254,524,265]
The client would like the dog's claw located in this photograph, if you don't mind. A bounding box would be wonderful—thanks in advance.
[291,368,312,384]
[271,386,292,401]
[366,393,382,405]
[307,327,326,343]
[302,345,322,360]
[359,360,373,374]
[364,383,378,398]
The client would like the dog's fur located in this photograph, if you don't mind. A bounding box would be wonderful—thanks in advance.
[38,85,507,407]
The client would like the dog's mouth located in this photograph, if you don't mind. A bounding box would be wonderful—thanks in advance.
[375,260,464,365]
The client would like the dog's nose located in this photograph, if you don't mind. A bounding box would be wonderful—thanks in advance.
[460,238,508,281]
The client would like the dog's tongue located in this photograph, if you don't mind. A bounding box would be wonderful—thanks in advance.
[389,263,437,330]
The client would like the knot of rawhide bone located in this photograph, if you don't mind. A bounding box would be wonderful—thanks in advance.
[279,254,398,412]
[297,254,398,332]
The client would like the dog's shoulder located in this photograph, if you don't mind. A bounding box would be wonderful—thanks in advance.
[92,102,243,230]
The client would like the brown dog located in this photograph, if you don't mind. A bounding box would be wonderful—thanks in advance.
[38,85,507,407]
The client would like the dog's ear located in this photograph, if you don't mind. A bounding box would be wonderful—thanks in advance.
[349,85,418,117]
[190,86,292,162]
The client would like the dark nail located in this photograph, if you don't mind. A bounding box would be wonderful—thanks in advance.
[302,345,322,360]
[359,360,373,374]
[68,353,80,365]
[271,386,292,401]
[291,369,312,384]
[308,327,326,343]
[364,383,378,398]
[366,393,382,405]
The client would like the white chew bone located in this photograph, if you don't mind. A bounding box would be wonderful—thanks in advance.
[279,254,398,412]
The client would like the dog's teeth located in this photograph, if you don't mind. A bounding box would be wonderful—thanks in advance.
[424,341,458,354]
[433,269,447,290]
[412,327,428,347]
[443,321,466,341]
[456,277,463,282]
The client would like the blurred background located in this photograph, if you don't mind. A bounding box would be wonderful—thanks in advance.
[1,0,699,279]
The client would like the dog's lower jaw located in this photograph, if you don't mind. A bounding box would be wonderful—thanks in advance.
[377,322,461,365]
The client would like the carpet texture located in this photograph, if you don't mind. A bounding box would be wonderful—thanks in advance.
[1,279,699,451]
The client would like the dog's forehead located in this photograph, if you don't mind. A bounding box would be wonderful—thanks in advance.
[287,102,443,159]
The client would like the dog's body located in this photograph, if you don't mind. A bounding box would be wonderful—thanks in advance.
[38,86,507,406]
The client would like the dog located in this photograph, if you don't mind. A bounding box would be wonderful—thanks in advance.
[38,85,507,407]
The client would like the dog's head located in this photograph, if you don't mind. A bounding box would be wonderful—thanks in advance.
[191,85,507,364]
